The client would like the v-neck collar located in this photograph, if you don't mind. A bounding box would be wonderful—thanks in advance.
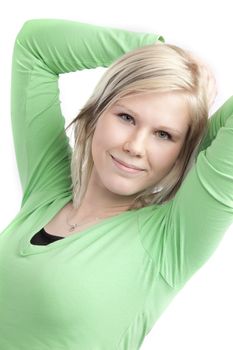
[19,195,137,256]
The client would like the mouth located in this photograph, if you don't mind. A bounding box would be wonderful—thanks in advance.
[110,154,145,173]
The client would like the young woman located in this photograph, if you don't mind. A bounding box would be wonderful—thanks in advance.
[0,19,232,349]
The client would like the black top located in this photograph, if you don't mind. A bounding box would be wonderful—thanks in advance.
[30,228,64,246]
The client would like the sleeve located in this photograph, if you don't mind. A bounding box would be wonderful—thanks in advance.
[11,19,164,210]
[139,96,233,290]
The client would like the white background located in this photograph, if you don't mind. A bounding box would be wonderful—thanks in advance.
[0,1,232,349]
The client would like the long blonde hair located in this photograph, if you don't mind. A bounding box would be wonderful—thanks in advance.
[65,42,210,210]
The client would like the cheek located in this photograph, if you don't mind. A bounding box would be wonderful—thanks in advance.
[92,118,124,156]
[91,132,102,162]
[91,126,112,166]
[149,146,179,172]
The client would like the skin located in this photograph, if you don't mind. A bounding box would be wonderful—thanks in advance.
[68,91,190,221]
[186,51,217,110]
[45,91,191,235]
[47,55,217,234]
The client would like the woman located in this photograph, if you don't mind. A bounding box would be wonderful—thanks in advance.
[0,19,232,349]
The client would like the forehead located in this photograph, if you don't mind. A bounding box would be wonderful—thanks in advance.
[112,92,190,135]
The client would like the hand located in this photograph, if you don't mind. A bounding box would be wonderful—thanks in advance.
[187,51,218,110]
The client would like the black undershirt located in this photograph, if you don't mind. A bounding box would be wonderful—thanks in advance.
[30,228,64,246]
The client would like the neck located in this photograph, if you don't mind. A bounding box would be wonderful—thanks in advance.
[68,168,136,222]
[68,199,131,223]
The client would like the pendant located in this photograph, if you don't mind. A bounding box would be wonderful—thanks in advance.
[68,217,100,233]
[69,224,77,232]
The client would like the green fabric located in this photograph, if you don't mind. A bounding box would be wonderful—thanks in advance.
[0,19,232,349]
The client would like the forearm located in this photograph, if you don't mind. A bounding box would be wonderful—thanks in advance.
[15,19,163,75]
[196,95,233,155]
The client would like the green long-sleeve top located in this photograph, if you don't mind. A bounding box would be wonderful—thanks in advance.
[0,19,233,350]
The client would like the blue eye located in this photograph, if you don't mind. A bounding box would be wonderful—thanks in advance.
[157,130,171,140]
[117,113,172,141]
[117,113,134,123]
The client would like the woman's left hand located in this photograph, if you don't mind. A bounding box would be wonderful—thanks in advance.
[188,51,218,110]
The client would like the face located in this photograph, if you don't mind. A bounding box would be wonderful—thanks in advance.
[91,92,190,199]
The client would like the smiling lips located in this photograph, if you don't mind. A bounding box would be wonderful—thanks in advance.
[111,154,145,173]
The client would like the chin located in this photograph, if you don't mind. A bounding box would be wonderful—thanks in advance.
[108,186,136,197]
[104,181,143,197]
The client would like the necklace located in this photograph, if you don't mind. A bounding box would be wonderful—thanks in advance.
[66,203,130,233]
[66,210,103,233]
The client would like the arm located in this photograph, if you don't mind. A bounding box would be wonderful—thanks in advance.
[138,95,233,290]
[11,19,164,210]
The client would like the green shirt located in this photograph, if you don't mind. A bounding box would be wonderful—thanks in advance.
[0,19,232,350]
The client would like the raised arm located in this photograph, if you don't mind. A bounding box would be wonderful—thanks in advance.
[11,19,164,210]
[138,95,233,290]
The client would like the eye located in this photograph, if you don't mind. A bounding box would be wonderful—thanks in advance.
[117,113,134,123]
[117,113,172,141]
[156,130,172,141]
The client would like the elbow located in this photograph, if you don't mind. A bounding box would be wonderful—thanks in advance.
[15,19,40,43]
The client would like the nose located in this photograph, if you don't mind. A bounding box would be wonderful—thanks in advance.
[123,133,146,157]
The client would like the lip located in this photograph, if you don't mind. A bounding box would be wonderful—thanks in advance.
[111,155,145,173]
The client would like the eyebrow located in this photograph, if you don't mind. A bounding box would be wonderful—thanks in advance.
[114,103,184,135]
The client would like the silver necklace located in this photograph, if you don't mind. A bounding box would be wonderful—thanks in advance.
[66,204,128,233]
[66,211,103,232]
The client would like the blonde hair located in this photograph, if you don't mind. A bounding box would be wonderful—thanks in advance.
[65,42,210,210]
